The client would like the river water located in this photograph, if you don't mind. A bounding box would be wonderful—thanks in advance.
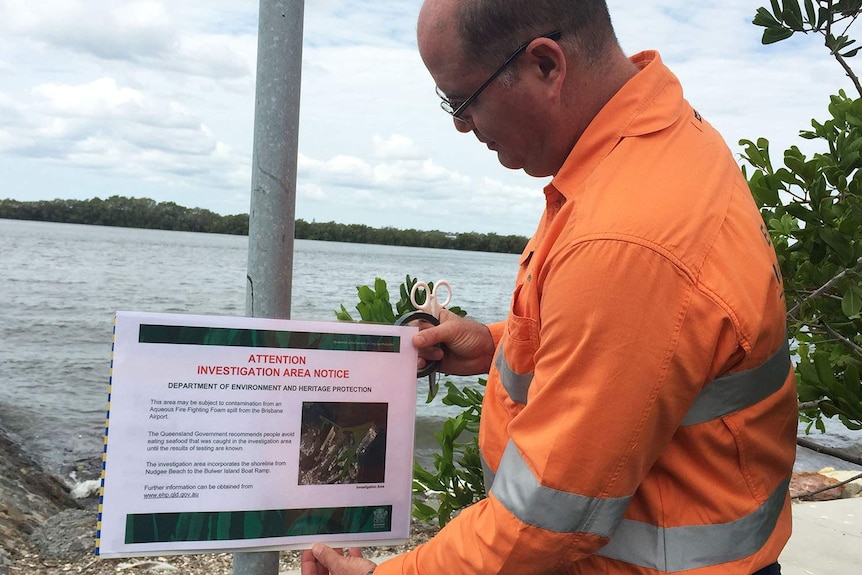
[1,219,860,483]
[0,219,517,476]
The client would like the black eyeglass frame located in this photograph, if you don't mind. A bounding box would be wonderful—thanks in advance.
[436,30,562,122]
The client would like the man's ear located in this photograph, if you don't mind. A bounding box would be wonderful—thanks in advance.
[524,38,566,102]
[527,38,566,82]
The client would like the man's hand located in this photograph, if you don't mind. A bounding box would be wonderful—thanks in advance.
[300,544,377,575]
[412,309,496,376]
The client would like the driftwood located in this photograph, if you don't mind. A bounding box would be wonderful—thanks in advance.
[797,436,862,466]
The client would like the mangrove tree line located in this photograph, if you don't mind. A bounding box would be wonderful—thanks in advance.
[0,196,527,254]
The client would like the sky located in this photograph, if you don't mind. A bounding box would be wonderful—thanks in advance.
[0,1,856,237]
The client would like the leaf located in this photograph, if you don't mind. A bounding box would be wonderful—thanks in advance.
[804,0,817,24]
[819,227,854,264]
[783,0,805,28]
[411,499,436,520]
[751,176,782,206]
[797,356,821,386]
[816,5,829,28]
[334,304,354,322]
[740,138,765,167]
[355,301,372,322]
[839,416,862,431]
[775,167,803,187]
[374,277,389,300]
[771,0,782,19]
[796,383,822,403]
[754,6,782,27]
[842,286,862,318]
[762,26,795,44]
[845,363,861,391]
[448,305,468,318]
[784,202,818,224]
[814,352,841,389]
[357,285,375,304]
[820,400,840,417]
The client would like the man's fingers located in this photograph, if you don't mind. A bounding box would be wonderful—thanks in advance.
[413,320,451,349]
[417,344,444,361]
[307,543,375,575]
[301,549,325,575]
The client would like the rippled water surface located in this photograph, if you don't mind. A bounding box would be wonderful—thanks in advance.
[1,219,860,475]
[0,219,517,472]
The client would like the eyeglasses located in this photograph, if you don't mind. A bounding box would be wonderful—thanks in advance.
[436,30,562,122]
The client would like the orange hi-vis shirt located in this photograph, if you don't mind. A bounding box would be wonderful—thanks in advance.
[379,51,797,575]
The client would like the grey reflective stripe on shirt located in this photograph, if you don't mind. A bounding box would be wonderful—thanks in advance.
[490,441,632,536]
[495,337,790,420]
[494,342,533,405]
[480,452,495,495]
[682,339,791,426]
[491,439,789,571]
[595,478,790,572]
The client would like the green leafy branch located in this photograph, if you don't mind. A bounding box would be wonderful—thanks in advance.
[411,381,486,527]
[743,3,862,434]
[335,275,465,326]
[336,277,485,526]
[754,0,862,96]
[741,100,862,431]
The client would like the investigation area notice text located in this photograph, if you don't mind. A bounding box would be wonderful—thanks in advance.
[97,311,419,558]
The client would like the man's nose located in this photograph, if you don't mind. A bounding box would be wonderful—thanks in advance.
[454,115,472,133]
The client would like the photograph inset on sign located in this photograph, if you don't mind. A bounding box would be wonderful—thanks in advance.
[298,402,388,485]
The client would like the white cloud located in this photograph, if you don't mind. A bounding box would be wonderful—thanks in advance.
[166,34,251,80]
[0,0,858,235]
[2,0,177,61]
[0,73,249,203]
[372,134,423,160]
[295,134,540,234]
[0,0,252,81]
[35,78,146,118]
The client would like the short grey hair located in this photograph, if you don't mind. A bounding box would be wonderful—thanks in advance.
[456,0,617,70]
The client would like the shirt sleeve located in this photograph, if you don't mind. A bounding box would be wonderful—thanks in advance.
[486,320,505,347]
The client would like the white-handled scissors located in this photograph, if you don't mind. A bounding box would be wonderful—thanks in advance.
[410,279,452,319]
[397,279,454,400]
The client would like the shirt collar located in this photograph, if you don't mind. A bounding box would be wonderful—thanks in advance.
[547,50,685,200]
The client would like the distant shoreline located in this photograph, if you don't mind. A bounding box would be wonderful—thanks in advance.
[0,196,528,254]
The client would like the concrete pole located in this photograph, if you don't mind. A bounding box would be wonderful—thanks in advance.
[236,0,305,573]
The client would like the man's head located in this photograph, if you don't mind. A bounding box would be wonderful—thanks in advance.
[417,0,636,177]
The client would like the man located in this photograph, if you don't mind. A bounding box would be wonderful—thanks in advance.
[303,0,797,573]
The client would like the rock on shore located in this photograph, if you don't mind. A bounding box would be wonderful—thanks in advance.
[0,426,83,569]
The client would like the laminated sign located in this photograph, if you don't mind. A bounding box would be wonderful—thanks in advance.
[97,311,419,558]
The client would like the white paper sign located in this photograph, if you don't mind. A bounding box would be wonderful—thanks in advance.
[97,311,419,558]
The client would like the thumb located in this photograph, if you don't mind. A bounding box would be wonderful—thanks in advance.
[311,543,341,569]
[311,543,376,575]
[413,308,459,348]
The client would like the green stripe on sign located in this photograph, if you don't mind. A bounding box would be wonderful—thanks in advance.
[138,325,400,353]
[124,505,393,544]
